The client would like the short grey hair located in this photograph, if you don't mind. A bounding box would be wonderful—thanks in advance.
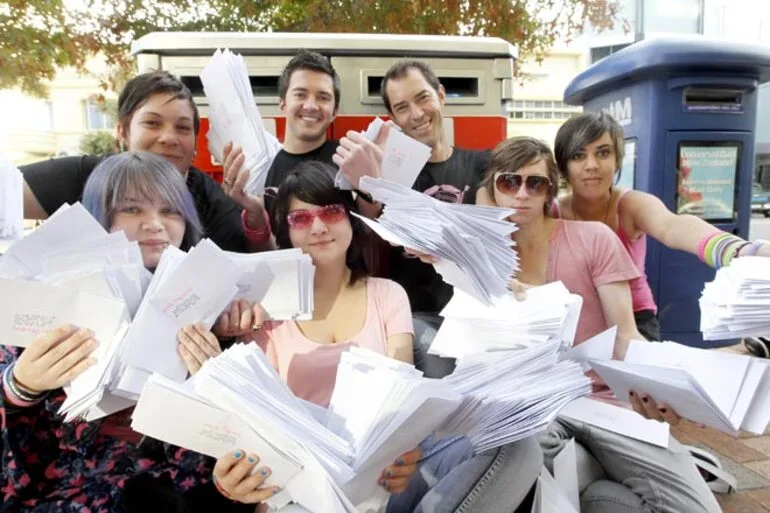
[82,151,203,250]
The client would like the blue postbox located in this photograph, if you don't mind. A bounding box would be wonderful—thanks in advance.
[563,37,770,347]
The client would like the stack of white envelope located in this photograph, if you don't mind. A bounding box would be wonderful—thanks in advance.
[438,339,592,453]
[226,248,315,320]
[132,338,590,508]
[700,255,770,340]
[0,204,141,420]
[110,238,242,405]
[200,48,282,195]
[0,203,316,421]
[335,117,431,190]
[428,282,583,359]
[589,340,770,436]
[354,176,518,305]
[0,155,23,243]
[132,344,463,513]
[76,238,316,419]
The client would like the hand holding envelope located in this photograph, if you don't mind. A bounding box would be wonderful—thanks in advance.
[334,118,430,191]
[212,448,281,504]
[201,49,281,197]
[12,325,98,394]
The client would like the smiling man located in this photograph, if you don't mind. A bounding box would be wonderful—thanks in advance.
[382,60,491,206]
[262,51,341,190]
[380,60,492,315]
[222,51,344,218]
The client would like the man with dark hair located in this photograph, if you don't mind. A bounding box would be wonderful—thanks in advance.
[222,50,341,198]
[337,59,492,316]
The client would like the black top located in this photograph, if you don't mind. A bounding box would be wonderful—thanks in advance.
[390,148,493,314]
[21,155,247,253]
[264,140,339,189]
[263,140,339,216]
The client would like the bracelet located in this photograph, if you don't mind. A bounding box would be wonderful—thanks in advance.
[3,364,46,407]
[739,240,769,258]
[697,231,748,269]
[241,209,271,245]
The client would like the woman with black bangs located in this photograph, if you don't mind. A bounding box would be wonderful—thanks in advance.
[20,71,272,254]
[207,161,542,513]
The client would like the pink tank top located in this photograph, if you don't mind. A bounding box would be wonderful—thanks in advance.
[552,193,658,314]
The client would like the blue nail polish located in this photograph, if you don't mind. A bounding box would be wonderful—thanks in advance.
[396,458,405,465]
[385,470,392,478]
[260,468,270,476]
[247,456,257,464]
[233,450,243,458]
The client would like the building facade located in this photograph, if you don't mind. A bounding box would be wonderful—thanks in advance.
[507,47,585,147]
[0,59,116,166]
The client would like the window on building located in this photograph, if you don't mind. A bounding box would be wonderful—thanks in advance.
[507,101,581,121]
[590,43,633,64]
[85,100,116,131]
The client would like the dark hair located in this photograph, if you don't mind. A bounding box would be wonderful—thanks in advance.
[83,151,203,252]
[118,71,200,135]
[271,161,367,285]
[483,136,560,215]
[278,51,341,111]
[554,112,625,184]
[380,59,442,113]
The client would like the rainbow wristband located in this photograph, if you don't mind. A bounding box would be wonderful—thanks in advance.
[698,232,747,269]
[700,232,729,268]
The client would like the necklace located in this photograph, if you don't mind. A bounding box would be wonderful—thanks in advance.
[570,189,613,225]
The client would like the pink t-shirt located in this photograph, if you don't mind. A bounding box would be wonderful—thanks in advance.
[255,277,413,407]
[552,195,657,314]
[547,219,641,345]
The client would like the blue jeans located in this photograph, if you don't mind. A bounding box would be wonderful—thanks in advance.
[385,435,541,513]
[540,417,722,513]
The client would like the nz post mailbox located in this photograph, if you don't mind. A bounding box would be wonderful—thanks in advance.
[564,37,770,347]
[130,32,517,182]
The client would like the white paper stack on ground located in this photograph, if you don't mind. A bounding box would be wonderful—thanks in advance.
[589,340,770,435]
[132,344,461,513]
[439,340,593,453]
[700,255,770,340]
[226,248,315,320]
[335,117,431,190]
[0,155,23,243]
[113,239,242,401]
[355,176,518,305]
[201,48,281,196]
[429,282,583,359]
